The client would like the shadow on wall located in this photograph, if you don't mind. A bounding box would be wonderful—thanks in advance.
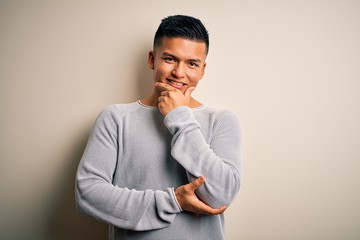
[46,130,108,240]
[46,48,153,239]
[136,47,154,100]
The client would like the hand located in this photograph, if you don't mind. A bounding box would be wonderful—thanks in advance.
[155,82,195,116]
[175,176,227,215]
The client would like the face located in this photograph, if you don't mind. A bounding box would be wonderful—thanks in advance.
[147,37,207,93]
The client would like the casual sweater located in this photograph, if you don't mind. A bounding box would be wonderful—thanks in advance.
[75,100,242,240]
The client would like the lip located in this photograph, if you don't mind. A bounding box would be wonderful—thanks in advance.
[167,79,187,89]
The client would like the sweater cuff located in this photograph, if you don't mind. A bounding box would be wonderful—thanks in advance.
[155,188,183,217]
[171,187,183,212]
[163,106,199,135]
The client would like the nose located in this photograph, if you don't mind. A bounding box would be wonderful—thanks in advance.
[172,63,185,78]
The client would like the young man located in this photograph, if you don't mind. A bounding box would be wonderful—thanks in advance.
[76,15,242,239]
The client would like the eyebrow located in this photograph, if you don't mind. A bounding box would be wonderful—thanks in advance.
[162,52,203,63]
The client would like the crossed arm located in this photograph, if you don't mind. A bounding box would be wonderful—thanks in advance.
[175,176,227,215]
[156,82,241,212]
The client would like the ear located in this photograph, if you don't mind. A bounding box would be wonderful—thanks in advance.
[147,51,155,70]
[200,62,207,79]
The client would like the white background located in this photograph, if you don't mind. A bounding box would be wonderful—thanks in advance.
[1,1,359,239]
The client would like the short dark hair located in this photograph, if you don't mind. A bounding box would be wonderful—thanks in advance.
[153,15,209,55]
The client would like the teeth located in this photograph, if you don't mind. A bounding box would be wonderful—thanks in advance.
[169,80,184,86]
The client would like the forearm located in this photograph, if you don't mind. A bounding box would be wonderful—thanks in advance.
[76,107,182,230]
[164,107,242,208]
[174,129,240,208]
[76,175,181,231]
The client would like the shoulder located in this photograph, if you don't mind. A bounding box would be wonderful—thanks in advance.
[200,106,242,141]
[197,105,240,125]
[196,106,242,137]
[94,101,141,128]
[98,101,140,119]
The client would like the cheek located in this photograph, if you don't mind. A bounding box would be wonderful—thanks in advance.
[187,70,203,83]
[153,65,170,81]
[155,64,172,76]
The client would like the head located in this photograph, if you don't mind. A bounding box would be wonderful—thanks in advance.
[147,15,209,94]
[153,15,209,55]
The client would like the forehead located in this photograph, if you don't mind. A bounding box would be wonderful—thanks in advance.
[156,37,207,60]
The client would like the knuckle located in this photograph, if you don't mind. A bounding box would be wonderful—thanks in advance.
[179,186,187,194]
[183,185,192,192]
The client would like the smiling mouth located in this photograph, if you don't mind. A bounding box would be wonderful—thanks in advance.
[167,79,186,87]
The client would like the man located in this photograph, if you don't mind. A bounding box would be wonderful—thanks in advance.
[76,15,242,240]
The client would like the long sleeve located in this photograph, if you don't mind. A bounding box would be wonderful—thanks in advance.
[75,107,182,231]
[164,106,242,209]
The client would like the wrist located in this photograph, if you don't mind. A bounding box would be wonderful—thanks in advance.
[172,187,183,212]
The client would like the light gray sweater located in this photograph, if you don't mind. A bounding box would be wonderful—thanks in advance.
[76,101,242,240]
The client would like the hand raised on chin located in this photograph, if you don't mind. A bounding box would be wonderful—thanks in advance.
[155,82,195,116]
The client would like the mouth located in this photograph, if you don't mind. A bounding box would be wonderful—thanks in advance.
[167,79,186,89]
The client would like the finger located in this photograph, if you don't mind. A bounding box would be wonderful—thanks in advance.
[155,82,176,91]
[209,205,227,215]
[196,202,227,215]
[188,176,206,191]
[185,86,195,97]
[160,91,169,96]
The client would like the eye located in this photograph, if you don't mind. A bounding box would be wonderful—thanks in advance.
[188,61,199,68]
[164,57,175,63]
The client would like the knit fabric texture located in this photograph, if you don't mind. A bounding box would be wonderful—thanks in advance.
[76,101,242,240]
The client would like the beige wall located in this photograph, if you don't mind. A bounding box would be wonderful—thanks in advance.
[1,1,359,239]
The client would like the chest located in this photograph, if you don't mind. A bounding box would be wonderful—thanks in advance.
[113,113,186,189]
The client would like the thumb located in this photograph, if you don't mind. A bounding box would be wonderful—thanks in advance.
[185,86,195,97]
[188,176,206,191]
